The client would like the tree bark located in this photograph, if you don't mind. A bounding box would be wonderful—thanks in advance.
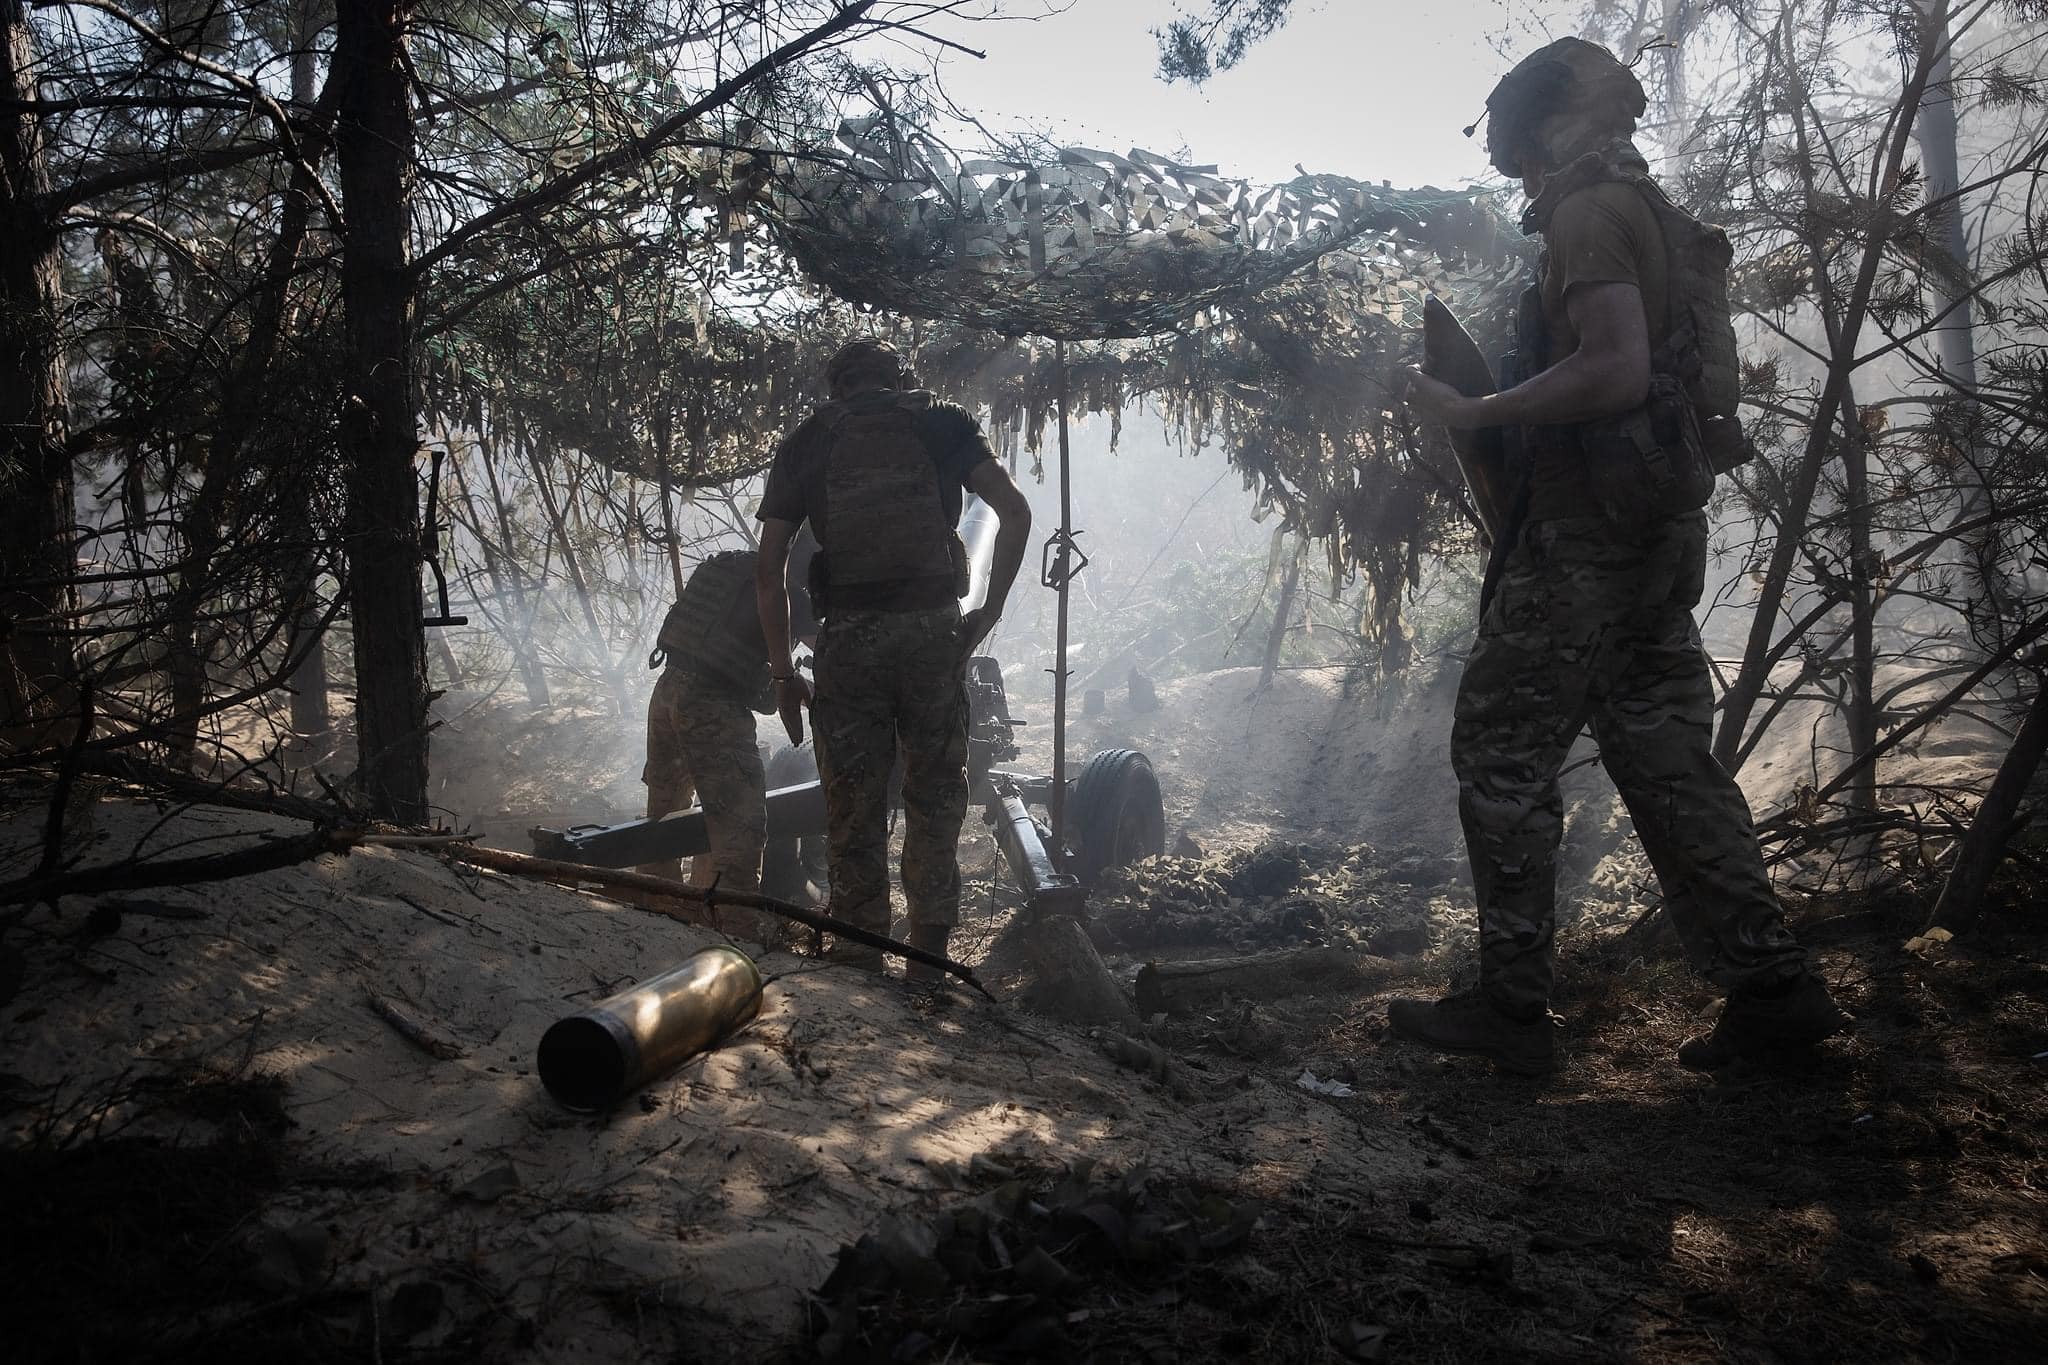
[1926,676,2048,934]
[1842,413,1880,816]
[0,0,79,737]
[1258,535,1301,689]
[1913,0,2005,633]
[1135,947,1394,1016]
[1913,0,1979,395]
[336,0,428,822]
[285,2,331,748]
[288,598,332,743]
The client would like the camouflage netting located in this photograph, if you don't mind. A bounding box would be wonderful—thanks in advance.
[766,117,1517,342]
[747,116,1533,653]
[440,107,1536,654]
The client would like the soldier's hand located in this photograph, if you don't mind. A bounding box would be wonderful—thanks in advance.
[959,605,999,656]
[1402,366,1476,427]
[775,674,812,746]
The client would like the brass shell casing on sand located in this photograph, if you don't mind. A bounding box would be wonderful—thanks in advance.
[537,946,765,1111]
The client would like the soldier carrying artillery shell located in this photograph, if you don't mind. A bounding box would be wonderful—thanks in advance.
[1400,39,1845,1074]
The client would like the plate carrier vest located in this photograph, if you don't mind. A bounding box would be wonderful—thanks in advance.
[815,389,963,610]
[652,550,771,706]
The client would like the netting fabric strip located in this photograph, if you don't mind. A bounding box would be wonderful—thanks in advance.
[765,116,1518,341]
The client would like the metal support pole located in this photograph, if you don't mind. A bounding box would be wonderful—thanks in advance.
[1049,340,1073,849]
[653,416,686,600]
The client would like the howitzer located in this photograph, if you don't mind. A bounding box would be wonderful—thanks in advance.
[531,495,1165,914]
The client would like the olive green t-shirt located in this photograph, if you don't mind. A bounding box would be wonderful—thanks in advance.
[1526,180,1671,521]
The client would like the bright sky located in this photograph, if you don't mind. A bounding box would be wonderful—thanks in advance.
[921,0,1578,190]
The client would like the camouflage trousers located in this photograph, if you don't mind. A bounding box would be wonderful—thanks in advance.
[1451,511,1807,1015]
[811,605,969,938]
[640,667,765,901]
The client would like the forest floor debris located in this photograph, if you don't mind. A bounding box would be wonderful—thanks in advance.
[3,655,2041,1362]
[828,867,2048,1363]
[1089,839,1468,956]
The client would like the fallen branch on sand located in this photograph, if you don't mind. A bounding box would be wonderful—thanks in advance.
[441,843,993,999]
[1134,947,1397,1016]
[361,983,465,1060]
[1094,1030,1214,1102]
[0,827,363,906]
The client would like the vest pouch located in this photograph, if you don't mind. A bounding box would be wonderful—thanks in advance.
[949,530,970,599]
[1580,373,1714,524]
[1698,412,1755,475]
[652,600,693,668]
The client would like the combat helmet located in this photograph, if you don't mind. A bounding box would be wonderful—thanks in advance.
[824,336,906,396]
[1484,38,1647,178]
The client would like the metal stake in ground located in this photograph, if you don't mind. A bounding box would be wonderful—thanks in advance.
[1041,339,1089,851]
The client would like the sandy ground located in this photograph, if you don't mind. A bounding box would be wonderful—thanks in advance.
[5,653,2037,1360]
[0,789,1471,1360]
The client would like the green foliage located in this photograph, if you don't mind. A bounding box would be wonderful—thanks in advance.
[1152,0,1298,84]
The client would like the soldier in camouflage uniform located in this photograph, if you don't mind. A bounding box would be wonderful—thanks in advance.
[754,339,1033,978]
[1400,39,1843,1074]
[639,540,816,943]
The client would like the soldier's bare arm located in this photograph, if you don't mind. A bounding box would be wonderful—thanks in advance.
[960,461,1033,651]
[1406,281,1650,429]
[755,516,810,744]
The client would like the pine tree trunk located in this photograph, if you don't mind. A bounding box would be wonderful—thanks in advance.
[284,0,331,748]
[0,0,79,737]
[336,0,428,822]
[1258,537,1301,689]
[1913,0,2004,633]
[289,601,331,743]
[1927,675,2048,934]
[1842,413,1880,816]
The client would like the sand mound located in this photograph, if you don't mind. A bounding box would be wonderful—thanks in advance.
[1046,656,2007,896]
[0,790,1464,1358]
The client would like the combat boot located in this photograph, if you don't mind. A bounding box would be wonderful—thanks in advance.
[1677,973,1845,1071]
[1387,988,1556,1076]
[826,937,888,973]
[903,924,952,985]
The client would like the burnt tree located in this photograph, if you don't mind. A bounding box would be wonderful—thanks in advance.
[336,0,428,821]
[0,0,76,738]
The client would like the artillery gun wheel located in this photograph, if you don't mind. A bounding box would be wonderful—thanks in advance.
[762,743,828,905]
[1070,748,1165,883]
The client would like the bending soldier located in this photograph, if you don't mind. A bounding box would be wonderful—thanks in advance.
[754,339,1033,979]
[639,535,817,936]
[1400,39,1843,1073]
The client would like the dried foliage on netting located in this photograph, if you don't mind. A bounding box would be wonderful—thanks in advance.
[429,273,851,489]
[764,115,1520,342]
[735,112,1531,622]
[414,87,1535,637]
